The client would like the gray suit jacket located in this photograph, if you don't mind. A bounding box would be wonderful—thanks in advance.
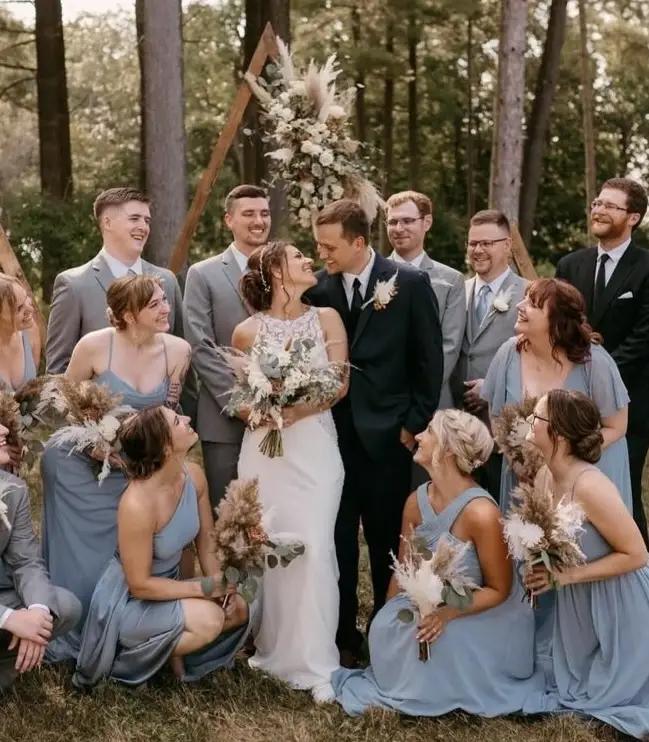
[45,252,185,374]
[0,472,54,615]
[183,246,251,443]
[451,270,528,405]
[390,252,466,409]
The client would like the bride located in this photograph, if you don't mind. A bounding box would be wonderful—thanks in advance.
[232,240,348,703]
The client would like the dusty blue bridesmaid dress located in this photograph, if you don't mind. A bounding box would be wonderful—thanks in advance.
[43,333,170,662]
[1,332,37,391]
[332,484,544,716]
[73,473,251,687]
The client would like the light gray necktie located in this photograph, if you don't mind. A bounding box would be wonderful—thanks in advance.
[475,284,491,326]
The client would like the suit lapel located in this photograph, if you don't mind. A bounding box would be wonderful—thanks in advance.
[222,247,252,316]
[577,248,598,315]
[473,270,516,342]
[591,244,638,326]
[352,254,395,349]
[465,277,477,342]
[91,253,116,293]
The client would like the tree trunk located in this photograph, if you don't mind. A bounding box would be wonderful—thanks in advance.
[351,6,366,143]
[489,0,528,222]
[379,8,395,254]
[34,0,73,300]
[407,6,419,189]
[519,0,568,248]
[466,15,476,219]
[137,0,187,268]
[578,0,596,244]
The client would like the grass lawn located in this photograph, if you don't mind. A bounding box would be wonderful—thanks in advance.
[4,461,647,742]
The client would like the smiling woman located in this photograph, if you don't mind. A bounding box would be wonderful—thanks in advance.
[0,275,37,392]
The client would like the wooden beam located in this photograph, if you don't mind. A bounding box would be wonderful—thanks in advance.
[510,222,538,280]
[168,22,279,274]
[0,223,46,361]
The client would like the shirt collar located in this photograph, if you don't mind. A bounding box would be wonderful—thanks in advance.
[597,237,631,264]
[342,248,376,294]
[475,266,510,295]
[229,242,250,273]
[101,247,142,278]
[390,250,425,269]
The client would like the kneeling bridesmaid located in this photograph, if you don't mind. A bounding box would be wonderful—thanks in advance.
[332,409,543,716]
[73,406,250,688]
[523,390,649,740]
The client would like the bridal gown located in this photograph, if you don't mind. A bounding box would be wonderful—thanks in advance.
[238,307,344,701]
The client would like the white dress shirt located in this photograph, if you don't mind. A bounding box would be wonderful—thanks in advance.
[341,248,376,308]
[390,250,425,269]
[101,247,143,278]
[229,242,250,274]
[474,266,511,298]
[596,238,631,287]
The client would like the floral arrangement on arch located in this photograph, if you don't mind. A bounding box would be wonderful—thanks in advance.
[245,38,382,228]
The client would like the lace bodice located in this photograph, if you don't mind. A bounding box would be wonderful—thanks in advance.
[254,306,329,368]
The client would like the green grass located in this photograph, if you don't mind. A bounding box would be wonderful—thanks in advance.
[5,460,647,741]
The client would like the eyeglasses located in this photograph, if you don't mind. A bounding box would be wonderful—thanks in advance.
[526,413,549,425]
[386,217,424,227]
[467,238,509,250]
[590,199,629,213]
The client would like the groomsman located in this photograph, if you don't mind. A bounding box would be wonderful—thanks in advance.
[184,185,271,508]
[46,187,186,373]
[308,199,443,667]
[0,471,81,688]
[452,210,528,496]
[556,177,649,541]
[386,191,465,409]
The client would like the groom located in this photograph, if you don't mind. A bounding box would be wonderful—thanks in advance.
[308,199,443,666]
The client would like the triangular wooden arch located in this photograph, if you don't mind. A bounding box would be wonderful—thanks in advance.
[168,22,279,274]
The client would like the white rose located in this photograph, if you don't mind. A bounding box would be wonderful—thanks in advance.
[98,414,121,443]
[279,107,295,122]
[319,150,335,167]
[300,140,322,156]
[311,163,323,177]
[299,179,315,193]
[331,184,345,199]
[328,104,347,119]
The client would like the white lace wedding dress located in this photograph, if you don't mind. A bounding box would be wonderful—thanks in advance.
[238,307,344,702]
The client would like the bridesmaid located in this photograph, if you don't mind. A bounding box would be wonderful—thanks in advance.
[0,274,37,391]
[73,406,249,688]
[42,275,191,662]
[482,278,631,514]
[332,409,543,717]
[523,390,649,740]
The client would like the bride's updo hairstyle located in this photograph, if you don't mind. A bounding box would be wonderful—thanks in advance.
[106,275,164,330]
[239,241,290,311]
[545,389,603,464]
[430,409,494,474]
[118,406,172,480]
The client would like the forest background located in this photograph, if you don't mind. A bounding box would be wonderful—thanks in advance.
[1,0,648,305]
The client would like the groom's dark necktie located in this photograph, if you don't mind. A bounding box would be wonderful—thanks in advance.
[593,253,609,313]
[348,278,363,336]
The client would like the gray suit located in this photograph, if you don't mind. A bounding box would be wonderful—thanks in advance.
[451,269,528,404]
[0,471,81,688]
[183,246,251,507]
[390,252,466,409]
[45,251,185,374]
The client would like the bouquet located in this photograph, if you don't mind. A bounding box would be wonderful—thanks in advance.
[219,335,346,458]
[492,397,545,484]
[212,478,305,604]
[245,38,382,228]
[393,534,477,661]
[503,475,586,605]
[17,376,134,483]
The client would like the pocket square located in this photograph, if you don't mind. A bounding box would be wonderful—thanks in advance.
[617,291,633,300]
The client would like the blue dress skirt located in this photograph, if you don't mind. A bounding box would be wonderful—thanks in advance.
[73,475,251,687]
[332,484,544,716]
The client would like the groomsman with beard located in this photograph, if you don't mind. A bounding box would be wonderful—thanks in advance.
[451,209,528,497]
[385,190,465,410]
[308,199,443,667]
[556,177,649,543]
[46,188,186,374]
[184,185,271,508]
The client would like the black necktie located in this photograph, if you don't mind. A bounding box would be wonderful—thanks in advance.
[593,253,610,312]
[349,278,363,335]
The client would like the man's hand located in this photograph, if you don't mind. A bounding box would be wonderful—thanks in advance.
[463,379,487,414]
[8,637,46,673]
[3,607,53,645]
[400,427,417,452]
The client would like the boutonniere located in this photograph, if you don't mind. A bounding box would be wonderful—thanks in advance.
[362,271,399,311]
[0,483,14,531]
[492,287,513,313]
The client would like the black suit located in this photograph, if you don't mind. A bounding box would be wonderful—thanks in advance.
[556,243,649,540]
[308,254,443,653]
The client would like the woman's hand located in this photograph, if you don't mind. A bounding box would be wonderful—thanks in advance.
[524,563,570,595]
[416,605,457,643]
[280,404,310,428]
